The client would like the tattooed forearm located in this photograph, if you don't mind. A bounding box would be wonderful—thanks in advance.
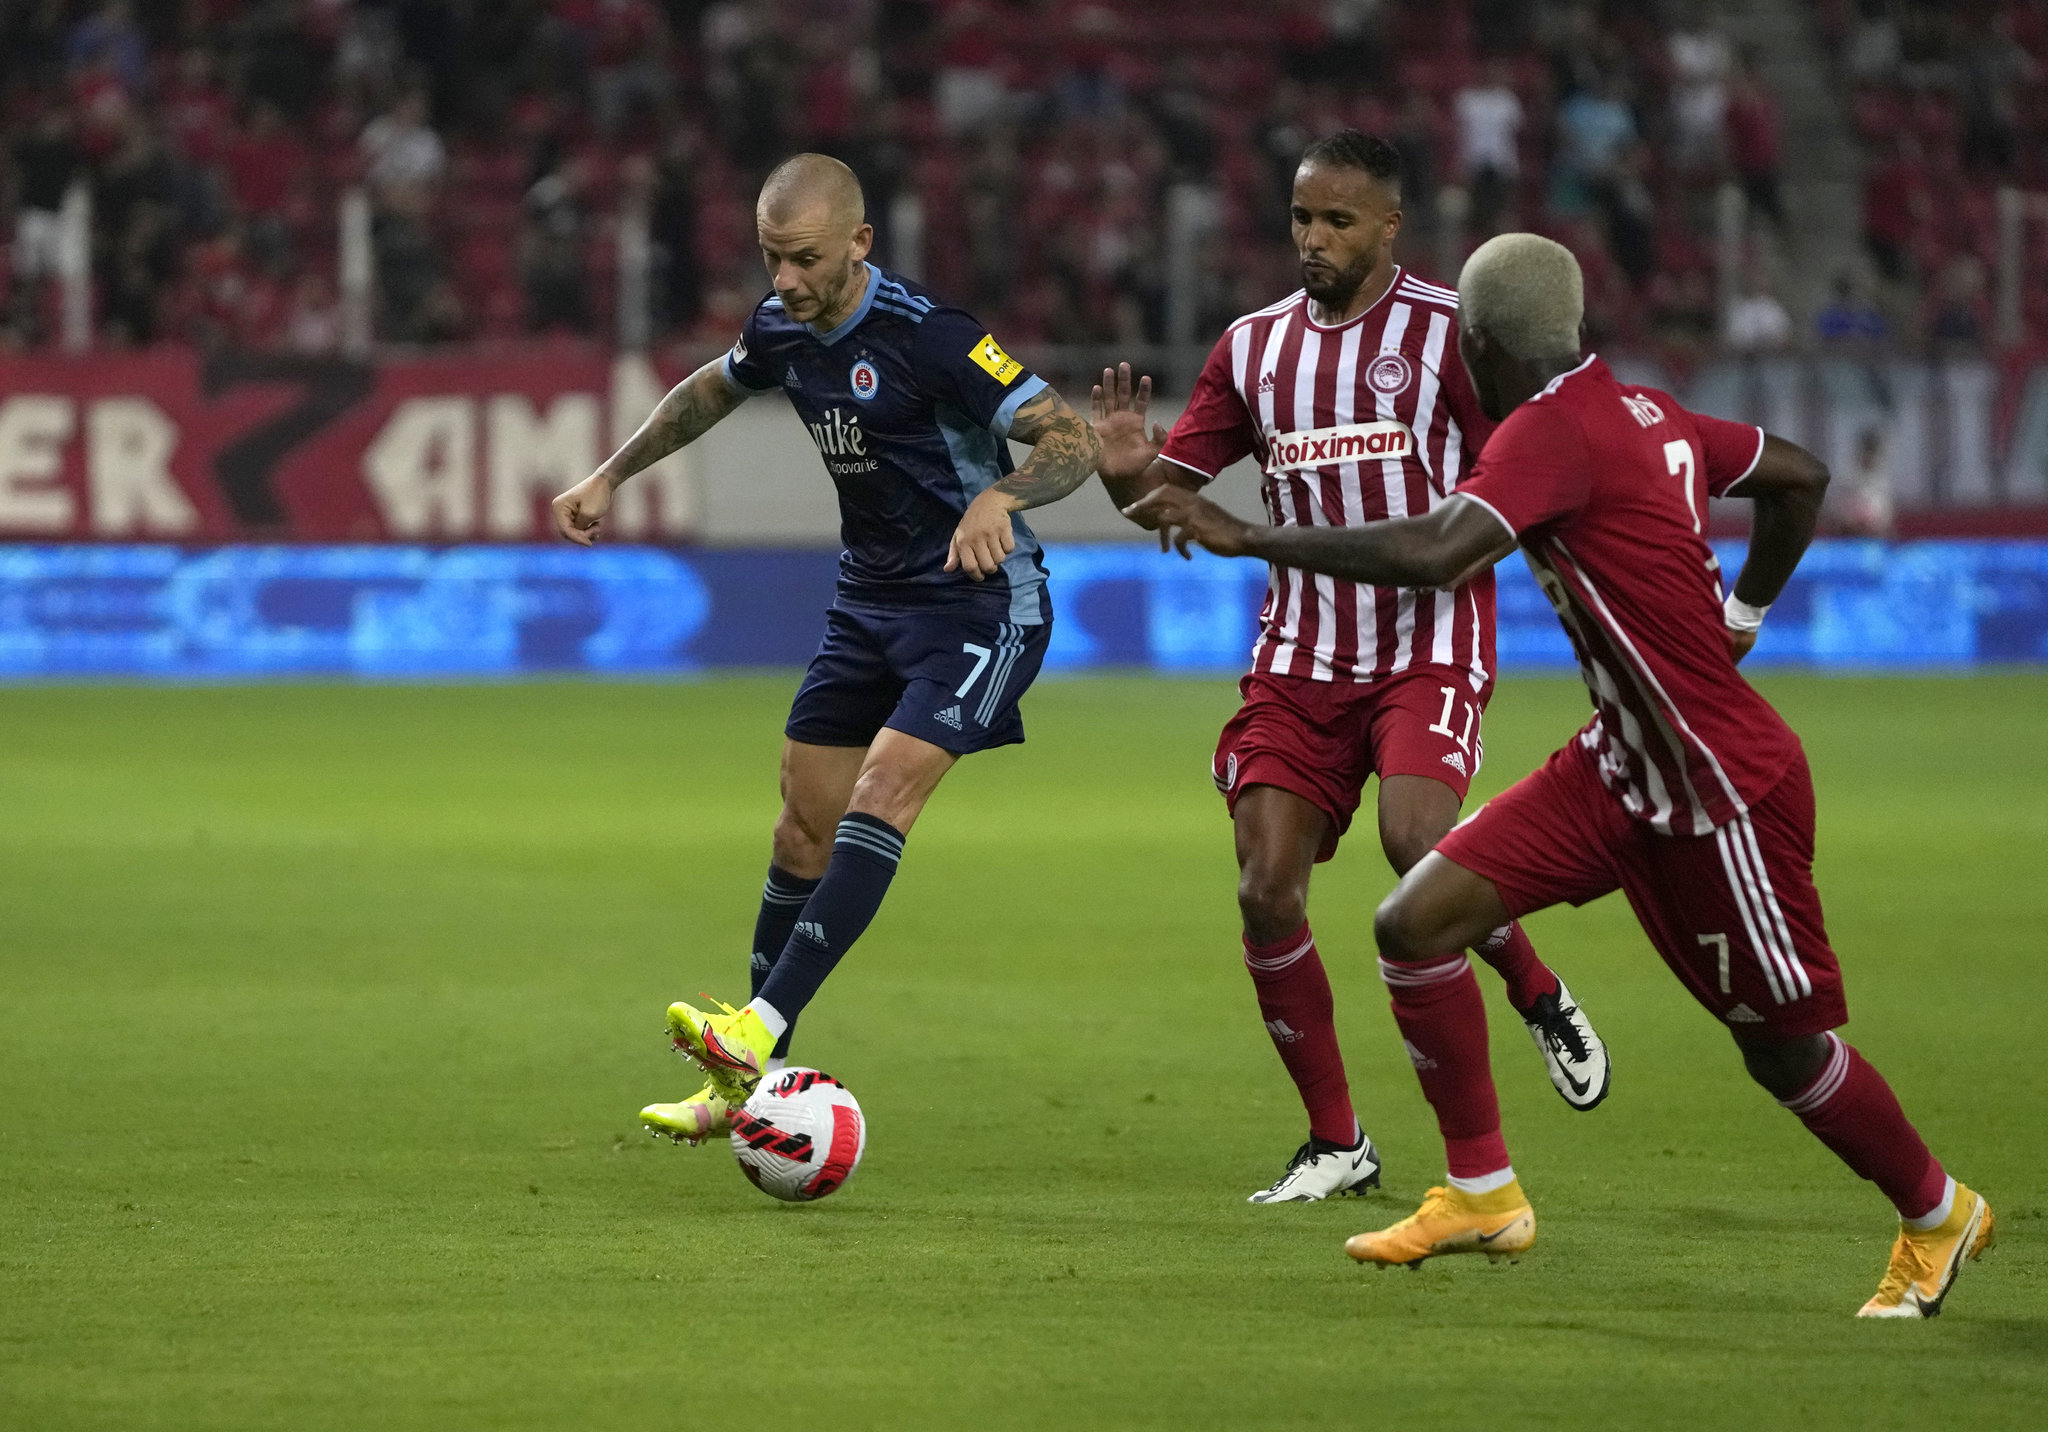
[600,359,748,486]
[995,389,1102,510]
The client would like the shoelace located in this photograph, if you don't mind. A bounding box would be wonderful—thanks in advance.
[1534,997,1590,1063]
[1873,1230,1935,1300]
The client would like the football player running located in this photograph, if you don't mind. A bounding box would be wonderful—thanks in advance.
[1128,233,1992,1319]
[1094,131,1608,1205]
[553,154,1102,1143]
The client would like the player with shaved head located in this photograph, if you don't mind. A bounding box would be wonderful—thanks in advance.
[1094,131,1609,1205]
[553,153,1103,1142]
[1127,233,1994,1318]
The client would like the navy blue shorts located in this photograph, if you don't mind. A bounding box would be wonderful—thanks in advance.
[785,603,1052,754]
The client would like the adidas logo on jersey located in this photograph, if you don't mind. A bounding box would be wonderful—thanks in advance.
[934,705,963,730]
[1404,1039,1438,1070]
[784,365,802,389]
[1725,1003,1765,1023]
[1442,750,1469,777]
[1257,372,1277,395]
[794,921,827,945]
[1264,1018,1304,1044]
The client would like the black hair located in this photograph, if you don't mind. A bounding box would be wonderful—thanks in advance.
[1298,129,1402,197]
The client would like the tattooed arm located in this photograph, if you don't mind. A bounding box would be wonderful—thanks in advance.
[994,388,1103,509]
[945,386,1103,579]
[552,358,749,545]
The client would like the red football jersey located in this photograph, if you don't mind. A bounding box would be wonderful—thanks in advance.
[1159,268,1497,688]
[1453,355,1790,836]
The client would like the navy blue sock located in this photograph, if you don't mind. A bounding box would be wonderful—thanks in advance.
[757,813,904,1026]
[750,863,821,1058]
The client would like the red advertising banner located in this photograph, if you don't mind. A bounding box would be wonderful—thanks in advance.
[0,345,697,542]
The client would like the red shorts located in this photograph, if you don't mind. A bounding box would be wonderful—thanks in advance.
[1214,665,1490,862]
[1438,738,1848,1037]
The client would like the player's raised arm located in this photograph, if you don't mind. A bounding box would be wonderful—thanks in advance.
[1090,362,1188,509]
[551,357,751,546]
[1714,432,1830,662]
[1126,484,1514,589]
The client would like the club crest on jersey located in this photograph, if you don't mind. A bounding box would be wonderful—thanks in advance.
[1367,352,1413,396]
[849,357,881,401]
[1264,420,1413,473]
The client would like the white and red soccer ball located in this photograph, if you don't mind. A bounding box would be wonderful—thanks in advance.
[729,1067,866,1202]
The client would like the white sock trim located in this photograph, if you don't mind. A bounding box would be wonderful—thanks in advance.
[1447,1165,1516,1195]
[747,998,789,1039]
[1903,1175,1957,1232]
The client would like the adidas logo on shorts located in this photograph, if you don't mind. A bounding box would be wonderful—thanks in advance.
[935,705,963,730]
[1442,750,1469,777]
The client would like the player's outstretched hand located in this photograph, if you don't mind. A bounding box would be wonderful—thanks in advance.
[1090,362,1167,482]
[552,471,613,546]
[945,487,1017,580]
[1123,485,1252,560]
[1725,626,1757,664]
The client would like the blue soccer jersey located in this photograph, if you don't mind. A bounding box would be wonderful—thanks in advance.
[723,263,1051,624]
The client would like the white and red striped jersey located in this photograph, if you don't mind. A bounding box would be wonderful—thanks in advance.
[1158,267,1496,687]
[1453,355,1795,836]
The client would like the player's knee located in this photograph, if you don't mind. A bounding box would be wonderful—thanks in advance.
[771,805,835,875]
[1734,1032,1830,1100]
[1237,865,1307,943]
[1372,888,1428,962]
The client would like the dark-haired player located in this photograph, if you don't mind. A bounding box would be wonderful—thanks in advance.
[1128,233,1992,1319]
[1094,131,1608,1205]
[553,154,1102,1140]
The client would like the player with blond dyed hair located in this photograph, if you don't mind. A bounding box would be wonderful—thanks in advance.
[1129,232,1993,1318]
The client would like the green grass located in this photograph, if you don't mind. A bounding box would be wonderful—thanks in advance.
[2,673,2044,1430]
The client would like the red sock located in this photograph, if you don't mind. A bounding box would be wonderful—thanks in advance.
[1244,924,1357,1146]
[1470,921,1559,1011]
[1380,955,1510,1177]
[1779,1033,1948,1220]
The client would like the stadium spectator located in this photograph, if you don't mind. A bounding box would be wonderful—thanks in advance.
[1924,253,1990,352]
[1724,270,1795,353]
[1725,53,1784,230]
[522,155,592,332]
[6,109,81,345]
[1816,271,1890,346]
[64,2,149,97]
[1552,72,1637,219]
[1455,60,1524,237]
[281,269,344,356]
[360,89,446,203]
[1666,11,1733,168]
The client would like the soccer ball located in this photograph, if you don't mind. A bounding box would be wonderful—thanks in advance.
[729,1067,867,1202]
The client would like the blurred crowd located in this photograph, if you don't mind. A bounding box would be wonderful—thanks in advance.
[0,0,2043,360]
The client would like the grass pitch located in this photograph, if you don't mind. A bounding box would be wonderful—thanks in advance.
[2,673,2045,1430]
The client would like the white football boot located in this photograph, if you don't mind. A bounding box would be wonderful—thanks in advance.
[1518,979,1611,1111]
[1247,1132,1382,1203]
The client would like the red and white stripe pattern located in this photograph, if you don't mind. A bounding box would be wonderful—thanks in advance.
[1199,270,1493,687]
[1243,927,1317,976]
[1537,531,1749,836]
[1777,1032,1848,1114]
[1714,815,1813,1004]
[1376,954,1472,990]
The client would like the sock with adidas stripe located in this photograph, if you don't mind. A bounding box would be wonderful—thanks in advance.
[1243,923,1358,1147]
[748,863,821,1058]
[754,813,905,1027]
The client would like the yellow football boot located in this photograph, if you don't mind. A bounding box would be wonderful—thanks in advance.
[640,1082,734,1145]
[1345,1181,1536,1267]
[665,997,775,1098]
[1857,1183,1995,1319]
